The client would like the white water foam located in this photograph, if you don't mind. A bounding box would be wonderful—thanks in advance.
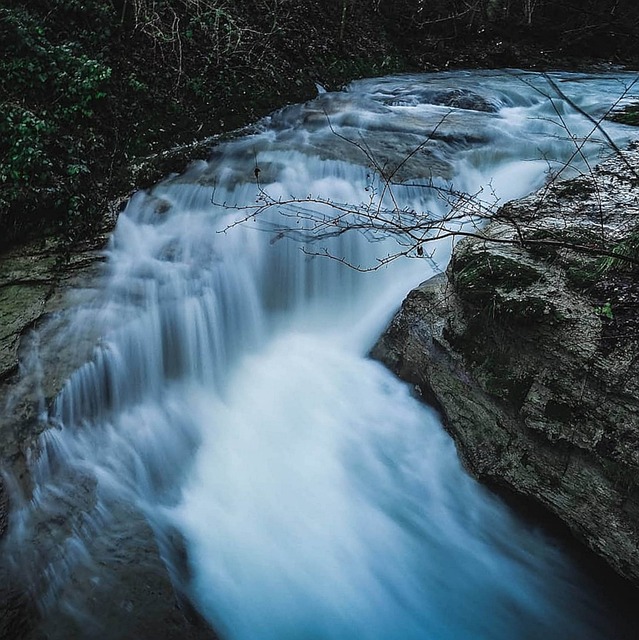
[7,70,639,638]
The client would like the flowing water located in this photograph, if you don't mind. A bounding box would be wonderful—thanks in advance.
[6,70,639,638]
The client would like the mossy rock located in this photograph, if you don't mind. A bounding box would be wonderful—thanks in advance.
[598,228,639,275]
[609,103,639,127]
[0,283,49,377]
[454,249,543,303]
[480,365,534,409]
[490,294,560,323]
[524,226,602,262]
[445,319,533,408]
[564,262,601,290]
[553,178,596,198]
[600,458,639,492]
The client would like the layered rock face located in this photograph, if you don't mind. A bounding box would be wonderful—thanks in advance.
[0,236,109,639]
[0,231,218,639]
[372,147,639,585]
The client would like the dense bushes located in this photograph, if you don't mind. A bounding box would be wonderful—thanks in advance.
[380,0,639,63]
[0,3,113,244]
[1,0,638,250]
[0,0,402,248]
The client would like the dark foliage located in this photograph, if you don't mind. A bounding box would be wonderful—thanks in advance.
[1,0,638,250]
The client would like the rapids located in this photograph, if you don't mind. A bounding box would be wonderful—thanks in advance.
[5,70,639,639]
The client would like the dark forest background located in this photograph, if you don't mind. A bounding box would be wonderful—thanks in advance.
[2,0,638,249]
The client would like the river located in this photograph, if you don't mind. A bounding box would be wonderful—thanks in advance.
[6,70,639,639]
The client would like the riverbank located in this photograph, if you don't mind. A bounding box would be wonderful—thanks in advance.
[372,143,639,587]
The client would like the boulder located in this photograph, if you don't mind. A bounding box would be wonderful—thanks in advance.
[372,148,639,585]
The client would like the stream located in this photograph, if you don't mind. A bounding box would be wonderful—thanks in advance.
[6,69,639,639]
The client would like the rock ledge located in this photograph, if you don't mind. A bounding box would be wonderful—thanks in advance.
[373,148,639,585]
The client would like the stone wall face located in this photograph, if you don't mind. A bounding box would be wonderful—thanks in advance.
[372,148,639,585]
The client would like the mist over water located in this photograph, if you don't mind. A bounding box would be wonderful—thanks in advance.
[175,337,612,640]
[7,70,639,638]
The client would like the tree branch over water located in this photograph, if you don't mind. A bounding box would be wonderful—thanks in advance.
[216,76,639,272]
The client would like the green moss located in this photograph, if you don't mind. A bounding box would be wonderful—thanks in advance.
[525,226,601,260]
[564,261,600,290]
[553,178,596,198]
[523,226,607,291]
[455,250,542,302]
[452,248,563,324]
[609,103,639,127]
[598,228,639,274]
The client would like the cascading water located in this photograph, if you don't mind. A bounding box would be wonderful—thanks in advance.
[5,70,639,639]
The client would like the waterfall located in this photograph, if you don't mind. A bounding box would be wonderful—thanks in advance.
[5,70,639,639]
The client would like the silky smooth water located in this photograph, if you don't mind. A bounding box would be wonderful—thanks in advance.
[7,70,639,638]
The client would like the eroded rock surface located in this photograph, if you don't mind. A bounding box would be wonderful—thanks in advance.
[372,147,639,585]
[0,234,112,490]
[0,231,217,640]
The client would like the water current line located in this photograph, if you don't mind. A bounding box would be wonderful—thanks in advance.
[7,70,639,639]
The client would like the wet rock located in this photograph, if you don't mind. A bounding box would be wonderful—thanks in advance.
[0,234,111,384]
[1,476,36,640]
[0,251,54,381]
[0,229,218,640]
[0,237,108,491]
[0,475,7,539]
[430,88,499,112]
[372,148,639,585]
[0,578,34,640]
[28,506,218,640]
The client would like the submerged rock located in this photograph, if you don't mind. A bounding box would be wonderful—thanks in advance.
[29,506,217,640]
[0,577,33,640]
[430,88,499,112]
[372,147,639,585]
[1,482,35,639]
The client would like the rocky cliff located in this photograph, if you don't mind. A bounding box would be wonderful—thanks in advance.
[372,145,639,585]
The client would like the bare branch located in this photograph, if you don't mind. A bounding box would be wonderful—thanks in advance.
[215,81,639,273]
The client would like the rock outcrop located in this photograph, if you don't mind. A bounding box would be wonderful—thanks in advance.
[0,229,218,639]
[372,146,639,585]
